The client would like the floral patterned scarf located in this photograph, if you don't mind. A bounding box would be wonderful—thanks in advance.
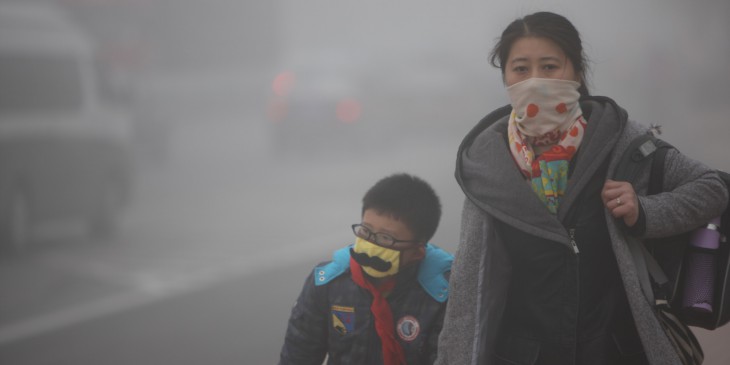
[508,111,587,214]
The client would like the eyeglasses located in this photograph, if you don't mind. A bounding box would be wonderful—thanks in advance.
[351,224,421,249]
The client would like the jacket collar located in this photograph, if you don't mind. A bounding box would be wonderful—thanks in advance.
[315,244,453,303]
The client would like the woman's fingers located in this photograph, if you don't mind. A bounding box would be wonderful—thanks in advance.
[602,179,639,227]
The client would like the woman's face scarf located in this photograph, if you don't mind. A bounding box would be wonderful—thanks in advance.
[508,77,582,136]
[507,77,586,214]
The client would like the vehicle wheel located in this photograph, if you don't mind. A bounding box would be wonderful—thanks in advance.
[89,179,123,240]
[0,189,32,254]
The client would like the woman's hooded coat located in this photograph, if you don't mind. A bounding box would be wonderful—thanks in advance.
[435,96,728,365]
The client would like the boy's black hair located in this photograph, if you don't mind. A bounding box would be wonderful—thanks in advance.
[362,173,441,243]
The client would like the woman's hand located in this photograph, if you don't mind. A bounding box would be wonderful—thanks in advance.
[602,179,640,227]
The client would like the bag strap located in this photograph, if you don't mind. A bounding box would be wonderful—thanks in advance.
[648,140,671,195]
[615,133,675,304]
[643,140,674,301]
[614,134,657,184]
[626,235,657,304]
[640,237,671,302]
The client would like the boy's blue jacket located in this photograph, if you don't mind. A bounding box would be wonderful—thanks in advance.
[279,243,453,365]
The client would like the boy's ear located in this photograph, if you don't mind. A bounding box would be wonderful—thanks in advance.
[413,244,426,261]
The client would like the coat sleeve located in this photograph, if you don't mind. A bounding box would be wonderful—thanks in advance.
[278,270,328,365]
[639,148,728,238]
[435,199,510,365]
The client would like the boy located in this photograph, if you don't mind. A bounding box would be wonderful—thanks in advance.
[279,173,453,365]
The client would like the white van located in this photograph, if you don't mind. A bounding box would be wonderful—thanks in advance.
[0,3,134,253]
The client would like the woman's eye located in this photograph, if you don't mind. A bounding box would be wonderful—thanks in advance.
[542,64,558,71]
[513,66,527,73]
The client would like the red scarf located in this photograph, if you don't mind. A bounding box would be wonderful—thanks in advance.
[350,258,407,365]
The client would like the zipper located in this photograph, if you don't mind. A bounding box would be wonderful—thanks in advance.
[568,228,579,254]
[569,226,580,364]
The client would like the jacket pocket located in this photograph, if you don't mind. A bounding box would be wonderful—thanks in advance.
[493,334,541,365]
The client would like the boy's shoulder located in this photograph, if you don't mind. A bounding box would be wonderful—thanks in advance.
[313,246,353,286]
[417,244,454,303]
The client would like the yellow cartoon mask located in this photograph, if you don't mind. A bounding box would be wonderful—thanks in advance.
[351,237,400,278]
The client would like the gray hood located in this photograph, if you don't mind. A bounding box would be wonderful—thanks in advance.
[455,97,628,245]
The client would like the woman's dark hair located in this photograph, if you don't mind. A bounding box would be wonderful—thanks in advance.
[489,11,590,96]
[362,173,441,243]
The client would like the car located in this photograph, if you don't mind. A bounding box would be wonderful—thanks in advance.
[265,50,374,159]
[0,3,134,253]
[265,49,495,160]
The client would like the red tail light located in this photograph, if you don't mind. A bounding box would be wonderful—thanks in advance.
[336,98,361,124]
[272,71,295,97]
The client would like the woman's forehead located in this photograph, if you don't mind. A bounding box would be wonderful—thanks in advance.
[508,36,565,61]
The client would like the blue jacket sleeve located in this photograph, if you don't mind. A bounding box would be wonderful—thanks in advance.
[278,269,328,365]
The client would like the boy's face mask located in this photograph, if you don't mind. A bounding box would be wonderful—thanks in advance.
[350,237,400,278]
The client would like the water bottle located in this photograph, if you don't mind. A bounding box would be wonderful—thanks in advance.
[682,217,722,313]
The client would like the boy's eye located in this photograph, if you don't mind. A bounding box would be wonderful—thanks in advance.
[357,226,370,237]
[375,233,395,246]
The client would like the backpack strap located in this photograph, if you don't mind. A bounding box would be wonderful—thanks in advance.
[613,134,655,183]
[647,139,673,195]
[615,133,676,303]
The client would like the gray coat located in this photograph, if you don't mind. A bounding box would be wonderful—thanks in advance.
[435,98,728,365]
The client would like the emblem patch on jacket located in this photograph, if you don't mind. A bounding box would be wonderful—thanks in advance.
[396,315,420,341]
[331,305,355,335]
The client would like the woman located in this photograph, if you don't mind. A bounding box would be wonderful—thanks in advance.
[435,11,728,365]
